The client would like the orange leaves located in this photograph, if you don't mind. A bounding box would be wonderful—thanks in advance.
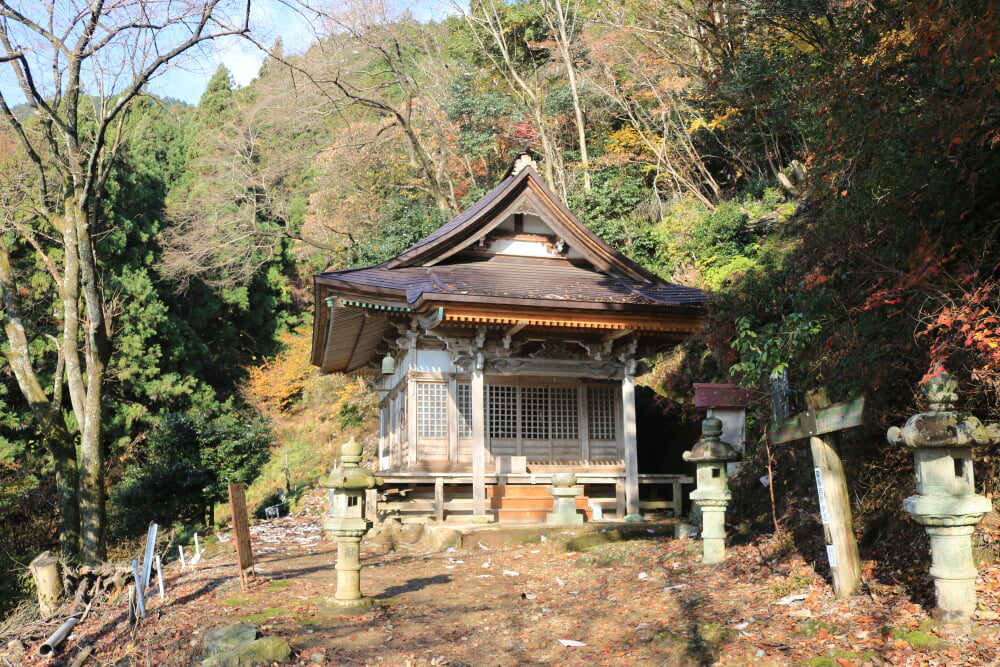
[921,271,1000,396]
[858,231,949,314]
[801,268,829,290]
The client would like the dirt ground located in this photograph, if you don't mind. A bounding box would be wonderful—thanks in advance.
[10,493,1000,667]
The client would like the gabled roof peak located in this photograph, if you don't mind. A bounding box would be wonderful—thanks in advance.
[510,152,538,177]
[383,156,660,283]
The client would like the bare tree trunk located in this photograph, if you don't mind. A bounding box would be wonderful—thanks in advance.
[462,0,567,197]
[76,201,110,563]
[542,0,591,191]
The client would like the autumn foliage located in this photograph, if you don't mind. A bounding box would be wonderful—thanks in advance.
[244,329,317,415]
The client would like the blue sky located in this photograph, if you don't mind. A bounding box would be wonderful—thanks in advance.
[0,1,461,108]
[148,0,318,104]
[148,0,460,105]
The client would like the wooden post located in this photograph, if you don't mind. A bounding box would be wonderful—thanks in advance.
[29,551,63,619]
[434,477,445,522]
[228,483,255,591]
[471,356,487,521]
[805,389,861,598]
[622,369,642,521]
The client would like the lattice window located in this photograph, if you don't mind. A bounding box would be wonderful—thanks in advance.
[416,383,448,438]
[488,385,518,438]
[587,386,617,440]
[457,382,473,438]
[520,386,550,439]
[549,387,579,439]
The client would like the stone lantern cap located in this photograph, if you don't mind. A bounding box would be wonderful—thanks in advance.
[887,373,996,450]
[320,437,383,490]
[683,416,741,463]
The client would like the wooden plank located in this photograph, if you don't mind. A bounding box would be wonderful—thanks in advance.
[770,397,864,444]
[814,397,865,435]
[638,500,672,509]
[770,412,815,444]
[805,390,861,598]
[227,483,255,591]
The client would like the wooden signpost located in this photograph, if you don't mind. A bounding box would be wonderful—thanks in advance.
[228,483,256,591]
[769,389,864,598]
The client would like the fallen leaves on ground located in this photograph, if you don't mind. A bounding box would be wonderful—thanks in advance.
[14,493,1000,666]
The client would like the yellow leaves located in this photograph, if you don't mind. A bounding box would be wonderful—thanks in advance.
[688,107,740,134]
[243,328,315,414]
[603,127,649,155]
[656,74,690,93]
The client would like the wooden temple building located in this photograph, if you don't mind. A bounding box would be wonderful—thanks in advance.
[311,155,707,522]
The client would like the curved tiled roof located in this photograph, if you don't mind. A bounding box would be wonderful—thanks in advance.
[316,260,706,312]
[311,156,707,373]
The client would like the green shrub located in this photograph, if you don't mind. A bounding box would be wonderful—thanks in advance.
[109,408,274,536]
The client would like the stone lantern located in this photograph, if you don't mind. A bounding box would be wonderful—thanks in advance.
[547,473,584,524]
[887,373,995,623]
[318,437,383,614]
[683,414,740,564]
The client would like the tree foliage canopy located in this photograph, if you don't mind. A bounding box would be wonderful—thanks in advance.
[1,0,999,606]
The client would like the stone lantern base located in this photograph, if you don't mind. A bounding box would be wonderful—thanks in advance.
[689,493,731,565]
[317,525,381,616]
[317,596,379,616]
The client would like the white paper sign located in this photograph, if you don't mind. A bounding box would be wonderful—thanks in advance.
[814,467,830,525]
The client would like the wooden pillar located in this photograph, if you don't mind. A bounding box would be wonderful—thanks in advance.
[806,389,861,598]
[407,375,417,465]
[448,377,459,463]
[471,354,488,521]
[434,477,445,522]
[622,369,642,521]
[671,478,683,518]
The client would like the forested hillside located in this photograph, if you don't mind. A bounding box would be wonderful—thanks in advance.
[1,0,998,614]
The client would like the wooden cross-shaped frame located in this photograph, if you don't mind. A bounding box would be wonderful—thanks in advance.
[770,389,865,598]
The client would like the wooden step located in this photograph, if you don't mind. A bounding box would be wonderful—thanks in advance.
[491,496,553,510]
[496,509,550,521]
[489,485,554,498]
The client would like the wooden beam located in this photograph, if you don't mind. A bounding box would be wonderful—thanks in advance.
[805,389,861,598]
[771,397,865,444]
[505,320,528,336]
[448,377,459,464]
[444,313,696,333]
[407,375,417,466]
[602,328,635,342]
